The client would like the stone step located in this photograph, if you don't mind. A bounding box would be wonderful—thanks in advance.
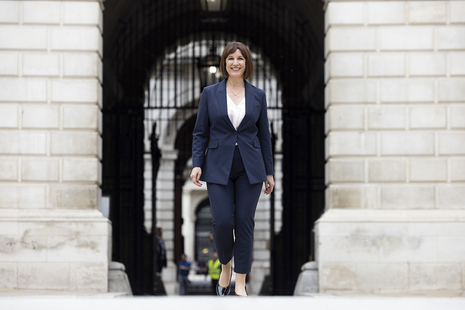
[0,295,464,310]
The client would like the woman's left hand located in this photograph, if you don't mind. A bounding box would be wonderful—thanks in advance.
[264,175,275,195]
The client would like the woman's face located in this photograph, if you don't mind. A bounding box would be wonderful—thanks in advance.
[226,49,246,78]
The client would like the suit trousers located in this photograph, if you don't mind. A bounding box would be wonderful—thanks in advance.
[207,146,262,274]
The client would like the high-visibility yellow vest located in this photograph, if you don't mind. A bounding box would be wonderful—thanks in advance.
[208,259,221,280]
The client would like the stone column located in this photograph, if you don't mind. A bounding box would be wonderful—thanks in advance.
[0,1,109,292]
[157,148,178,295]
[318,0,465,294]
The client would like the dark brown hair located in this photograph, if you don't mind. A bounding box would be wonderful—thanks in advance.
[220,42,254,79]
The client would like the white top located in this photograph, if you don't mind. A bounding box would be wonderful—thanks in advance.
[227,94,245,130]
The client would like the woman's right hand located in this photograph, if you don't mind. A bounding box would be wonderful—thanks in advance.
[190,167,203,187]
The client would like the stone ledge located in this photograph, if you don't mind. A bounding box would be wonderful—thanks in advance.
[0,209,109,222]
[317,209,465,223]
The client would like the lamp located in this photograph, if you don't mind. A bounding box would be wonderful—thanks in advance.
[200,0,228,12]
[199,53,222,90]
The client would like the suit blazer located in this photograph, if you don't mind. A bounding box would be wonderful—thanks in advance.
[192,79,274,185]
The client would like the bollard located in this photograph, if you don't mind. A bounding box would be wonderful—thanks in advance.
[108,261,133,296]
[293,261,318,296]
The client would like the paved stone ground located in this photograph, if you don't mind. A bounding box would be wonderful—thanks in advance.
[1,294,464,310]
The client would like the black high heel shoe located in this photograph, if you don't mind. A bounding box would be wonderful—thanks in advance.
[216,268,232,297]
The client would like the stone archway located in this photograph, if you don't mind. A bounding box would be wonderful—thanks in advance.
[102,0,325,295]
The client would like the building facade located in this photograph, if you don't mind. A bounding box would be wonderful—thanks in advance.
[319,0,465,294]
[0,0,109,292]
[0,0,464,295]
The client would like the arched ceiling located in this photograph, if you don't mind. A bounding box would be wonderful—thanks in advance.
[103,0,325,108]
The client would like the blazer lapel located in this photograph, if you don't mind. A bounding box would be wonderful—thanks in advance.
[237,80,254,131]
[217,79,236,131]
[216,80,230,127]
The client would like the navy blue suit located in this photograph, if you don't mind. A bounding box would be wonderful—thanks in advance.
[192,79,274,184]
[192,79,274,274]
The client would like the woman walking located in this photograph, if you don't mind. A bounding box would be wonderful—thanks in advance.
[190,42,274,296]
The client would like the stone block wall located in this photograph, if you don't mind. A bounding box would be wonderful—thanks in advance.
[317,209,465,294]
[325,0,465,209]
[0,1,109,292]
[318,0,465,294]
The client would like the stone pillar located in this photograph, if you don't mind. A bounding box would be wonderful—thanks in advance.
[0,1,109,292]
[157,148,178,295]
[318,0,465,295]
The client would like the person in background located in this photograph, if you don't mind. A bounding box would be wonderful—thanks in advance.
[156,227,167,273]
[207,252,221,295]
[178,253,191,295]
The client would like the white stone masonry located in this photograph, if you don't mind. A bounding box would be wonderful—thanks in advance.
[319,0,465,295]
[0,1,108,292]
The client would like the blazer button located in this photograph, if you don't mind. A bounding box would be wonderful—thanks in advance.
[234,132,237,135]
